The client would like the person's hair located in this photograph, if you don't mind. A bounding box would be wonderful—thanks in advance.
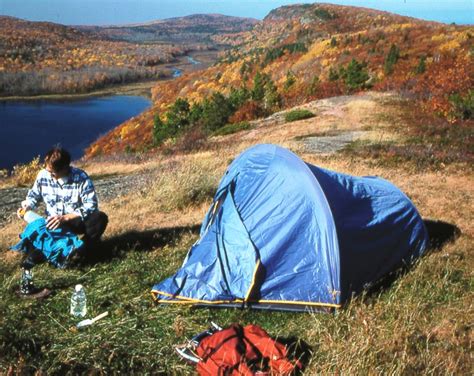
[44,147,71,172]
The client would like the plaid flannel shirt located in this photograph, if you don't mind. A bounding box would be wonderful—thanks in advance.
[24,167,98,220]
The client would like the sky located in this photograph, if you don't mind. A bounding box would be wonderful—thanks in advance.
[0,0,473,26]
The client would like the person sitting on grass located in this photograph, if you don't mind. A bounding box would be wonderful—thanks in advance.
[17,146,108,268]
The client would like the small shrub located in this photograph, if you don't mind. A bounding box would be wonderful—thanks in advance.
[11,156,42,187]
[449,90,474,120]
[328,67,340,81]
[285,109,315,122]
[211,121,251,137]
[174,127,208,153]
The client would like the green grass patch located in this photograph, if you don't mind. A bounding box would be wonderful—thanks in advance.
[0,231,302,374]
[284,109,315,123]
[211,121,252,137]
[1,233,471,373]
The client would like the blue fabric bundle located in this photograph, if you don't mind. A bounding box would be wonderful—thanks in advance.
[11,218,84,268]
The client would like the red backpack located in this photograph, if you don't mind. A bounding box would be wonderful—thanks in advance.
[195,324,302,375]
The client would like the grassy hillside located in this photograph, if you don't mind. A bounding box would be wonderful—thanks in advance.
[1,92,472,374]
[86,3,473,157]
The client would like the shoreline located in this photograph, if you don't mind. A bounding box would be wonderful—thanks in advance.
[0,80,157,102]
[0,51,214,103]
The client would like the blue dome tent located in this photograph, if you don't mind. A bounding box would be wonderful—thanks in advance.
[152,144,429,311]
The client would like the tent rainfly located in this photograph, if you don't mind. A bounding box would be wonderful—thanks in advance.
[152,144,429,311]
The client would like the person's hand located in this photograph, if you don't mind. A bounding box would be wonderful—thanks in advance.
[21,201,31,210]
[17,207,26,219]
[17,201,32,218]
[46,215,65,230]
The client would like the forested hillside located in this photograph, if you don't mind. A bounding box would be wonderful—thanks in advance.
[86,3,473,157]
[0,15,257,96]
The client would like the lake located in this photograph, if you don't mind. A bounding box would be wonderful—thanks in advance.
[0,95,151,170]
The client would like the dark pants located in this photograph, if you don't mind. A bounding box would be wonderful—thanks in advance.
[22,211,108,268]
[67,211,109,243]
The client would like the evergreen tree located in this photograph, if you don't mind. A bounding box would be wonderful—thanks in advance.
[229,87,251,110]
[415,56,426,74]
[284,70,296,91]
[384,44,400,75]
[264,79,281,112]
[165,98,190,134]
[252,71,266,101]
[343,59,370,90]
[307,75,320,95]
[189,102,204,126]
[152,113,167,145]
[240,62,249,80]
[200,92,234,132]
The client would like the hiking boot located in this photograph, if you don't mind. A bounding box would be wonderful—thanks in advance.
[15,287,52,299]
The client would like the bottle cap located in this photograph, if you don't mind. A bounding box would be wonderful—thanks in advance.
[75,284,83,292]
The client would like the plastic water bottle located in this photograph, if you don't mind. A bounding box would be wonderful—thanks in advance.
[70,284,87,317]
[23,210,42,223]
[20,268,34,294]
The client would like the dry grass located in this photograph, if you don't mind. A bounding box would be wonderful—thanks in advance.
[1,91,472,374]
[78,157,164,179]
[7,156,43,187]
[147,154,221,212]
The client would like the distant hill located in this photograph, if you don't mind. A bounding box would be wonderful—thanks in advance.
[77,14,259,44]
[0,15,256,96]
[86,3,473,157]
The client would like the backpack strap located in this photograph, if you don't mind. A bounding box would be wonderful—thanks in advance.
[200,332,241,362]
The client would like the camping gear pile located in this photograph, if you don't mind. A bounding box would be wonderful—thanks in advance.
[176,323,302,375]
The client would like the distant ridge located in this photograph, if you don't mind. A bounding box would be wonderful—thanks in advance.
[71,13,259,28]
